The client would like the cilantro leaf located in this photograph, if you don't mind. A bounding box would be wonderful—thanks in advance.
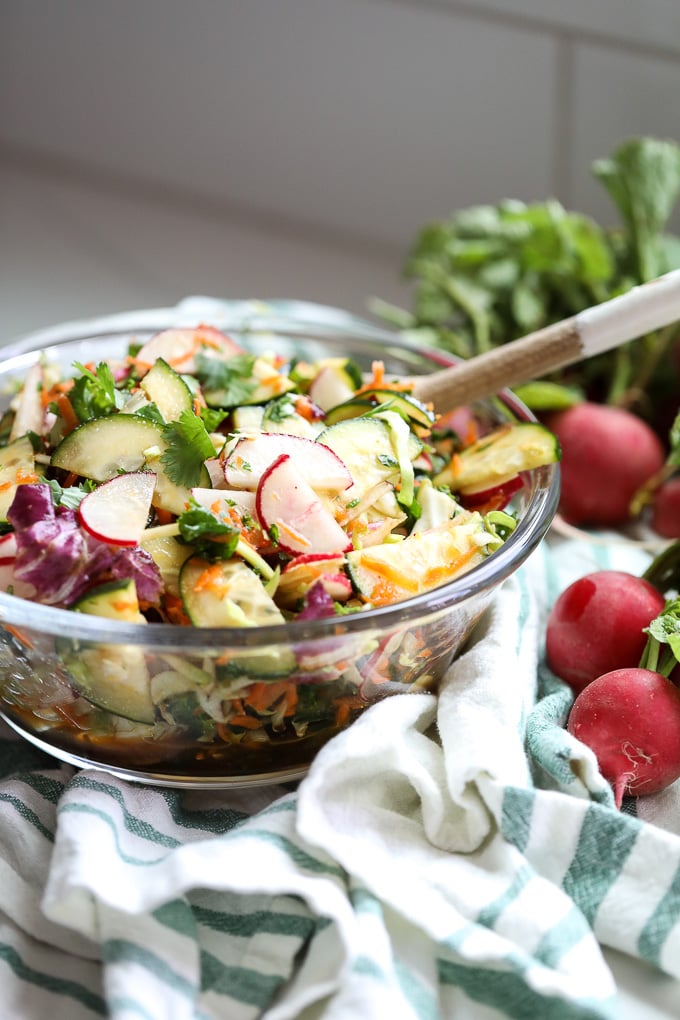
[161,410,216,487]
[194,353,257,407]
[177,498,240,561]
[134,402,166,426]
[47,477,93,509]
[199,405,228,432]
[69,361,124,421]
[263,394,296,426]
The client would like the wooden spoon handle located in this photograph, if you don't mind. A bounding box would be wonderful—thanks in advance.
[411,269,680,411]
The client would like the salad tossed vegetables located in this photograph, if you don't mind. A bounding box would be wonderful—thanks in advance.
[0,324,558,776]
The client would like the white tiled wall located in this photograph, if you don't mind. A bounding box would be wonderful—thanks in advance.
[2,0,680,339]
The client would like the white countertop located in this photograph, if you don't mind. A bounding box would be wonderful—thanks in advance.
[1,155,679,1019]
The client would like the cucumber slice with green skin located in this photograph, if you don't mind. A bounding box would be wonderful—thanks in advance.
[316,417,422,505]
[0,435,37,520]
[72,578,147,621]
[434,422,560,494]
[144,448,211,517]
[142,533,194,597]
[140,357,193,422]
[352,389,436,430]
[321,398,376,426]
[67,579,155,723]
[346,515,491,606]
[180,556,286,628]
[50,415,163,482]
[179,556,295,677]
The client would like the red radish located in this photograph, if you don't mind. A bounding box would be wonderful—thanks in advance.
[460,474,523,512]
[651,477,680,538]
[223,433,352,492]
[277,553,350,606]
[546,570,665,694]
[135,325,242,373]
[567,668,680,807]
[78,472,156,546]
[545,402,665,525]
[256,453,351,556]
[0,533,35,598]
[0,532,18,566]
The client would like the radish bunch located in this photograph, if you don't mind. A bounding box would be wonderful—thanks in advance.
[546,567,680,808]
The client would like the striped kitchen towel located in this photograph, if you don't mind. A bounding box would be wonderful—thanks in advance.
[0,534,678,1018]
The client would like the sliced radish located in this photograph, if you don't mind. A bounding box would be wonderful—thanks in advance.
[317,573,352,600]
[223,433,352,492]
[0,534,35,599]
[460,474,523,509]
[256,454,351,556]
[0,532,18,566]
[135,326,243,374]
[277,554,351,607]
[308,364,355,411]
[78,472,156,546]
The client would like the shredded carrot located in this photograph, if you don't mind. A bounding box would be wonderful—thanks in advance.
[154,506,174,526]
[246,681,298,716]
[164,593,191,626]
[465,419,479,446]
[228,714,264,730]
[63,471,80,488]
[54,392,79,435]
[4,624,34,648]
[353,359,414,397]
[256,373,291,396]
[275,520,311,548]
[448,452,462,480]
[295,396,315,422]
[334,693,365,728]
[193,562,230,595]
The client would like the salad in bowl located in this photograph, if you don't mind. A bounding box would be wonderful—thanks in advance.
[0,300,559,786]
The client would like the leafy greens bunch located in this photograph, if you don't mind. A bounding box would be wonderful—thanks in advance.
[373,137,680,434]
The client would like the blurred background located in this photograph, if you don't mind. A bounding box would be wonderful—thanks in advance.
[2,0,680,342]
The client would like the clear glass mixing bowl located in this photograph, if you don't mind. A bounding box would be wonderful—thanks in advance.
[0,299,559,787]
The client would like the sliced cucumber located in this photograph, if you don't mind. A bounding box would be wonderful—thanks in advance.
[144,447,211,517]
[72,578,147,622]
[51,415,163,482]
[346,514,492,605]
[142,534,194,597]
[322,398,376,425]
[66,579,155,723]
[317,416,422,505]
[353,389,435,430]
[180,556,284,627]
[140,357,193,422]
[0,435,37,520]
[180,556,295,677]
[434,422,560,493]
[232,405,264,432]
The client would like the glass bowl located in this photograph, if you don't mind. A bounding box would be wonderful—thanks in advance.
[0,299,559,787]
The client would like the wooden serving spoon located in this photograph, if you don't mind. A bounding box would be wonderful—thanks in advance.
[409,268,680,411]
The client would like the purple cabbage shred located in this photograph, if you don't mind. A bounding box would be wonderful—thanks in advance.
[7,483,162,608]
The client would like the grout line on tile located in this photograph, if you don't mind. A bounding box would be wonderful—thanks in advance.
[0,142,405,266]
[377,0,680,62]
[551,34,574,207]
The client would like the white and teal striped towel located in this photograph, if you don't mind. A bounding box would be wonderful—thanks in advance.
[1,534,679,1019]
